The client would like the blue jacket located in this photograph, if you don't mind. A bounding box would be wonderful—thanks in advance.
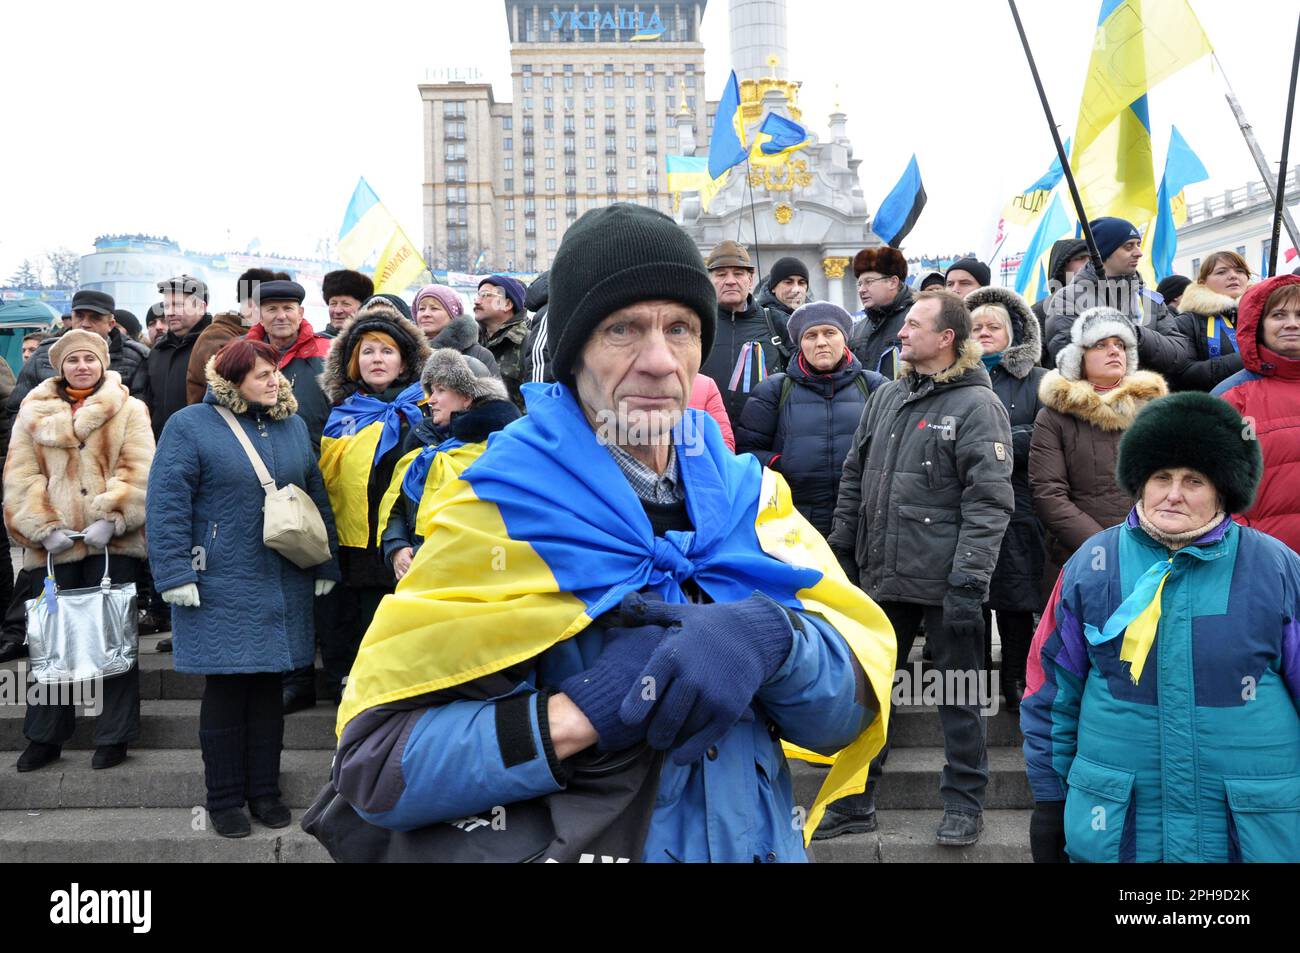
[1021,510,1300,862]
[334,599,871,863]
[734,352,884,537]
[146,373,340,675]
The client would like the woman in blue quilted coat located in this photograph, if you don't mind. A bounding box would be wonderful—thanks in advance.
[147,339,340,839]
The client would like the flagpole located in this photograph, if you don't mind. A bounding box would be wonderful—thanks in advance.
[744,157,764,281]
[1006,0,1104,275]
[1216,52,1300,255]
[1270,13,1300,277]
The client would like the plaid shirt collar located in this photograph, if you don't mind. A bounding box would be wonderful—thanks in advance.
[604,442,683,505]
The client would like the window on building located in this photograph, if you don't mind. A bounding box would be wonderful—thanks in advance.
[645,75,654,90]
[525,198,536,213]
[505,218,515,232]
[504,177,514,191]
[525,177,535,193]
[544,115,554,131]
[585,97,594,111]
[585,115,595,129]
[586,135,595,149]
[543,75,553,91]
[564,116,575,132]
[445,142,466,160]
[647,137,657,153]
[585,74,594,89]
[522,76,532,91]
[626,114,636,129]
[587,176,597,190]
[606,135,617,152]
[626,155,636,169]
[505,199,514,210]
[444,120,466,139]
[563,75,573,91]
[645,95,655,111]
[544,96,553,112]
[504,156,513,171]
[548,238,557,252]
[523,97,533,110]
[505,239,515,252]
[524,157,535,173]
[666,95,676,112]
[625,75,635,89]
[627,177,637,192]
[1236,245,1247,257]
[625,96,635,111]
[664,74,674,91]
[503,136,512,150]
[565,96,574,110]
[607,175,618,192]
[626,135,636,151]
[502,116,512,130]
[604,74,614,89]
[566,198,578,215]
[545,177,555,191]
[546,197,556,210]
[1191,258,1201,275]
[547,218,556,231]
[586,156,595,169]
[545,156,555,169]
[667,134,678,150]
[522,117,533,132]
[605,96,615,109]
[443,102,465,118]
[687,96,695,110]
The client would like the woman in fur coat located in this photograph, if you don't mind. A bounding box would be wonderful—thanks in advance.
[1029,307,1169,603]
[5,329,154,774]
[1167,251,1252,392]
[412,284,500,376]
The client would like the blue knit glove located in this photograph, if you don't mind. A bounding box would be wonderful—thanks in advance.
[618,591,795,766]
[558,621,666,752]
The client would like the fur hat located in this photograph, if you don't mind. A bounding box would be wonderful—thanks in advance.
[49,329,109,375]
[322,269,374,304]
[420,348,508,403]
[852,246,908,281]
[1117,392,1263,515]
[1055,306,1139,382]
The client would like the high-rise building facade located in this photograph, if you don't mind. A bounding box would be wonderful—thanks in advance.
[420,1,711,273]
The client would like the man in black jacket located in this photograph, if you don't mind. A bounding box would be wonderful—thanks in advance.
[136,275,212,439]
[697,240,792,424]
[848,246,913,380]
[821,289,1014,847]
[755,256,810,317]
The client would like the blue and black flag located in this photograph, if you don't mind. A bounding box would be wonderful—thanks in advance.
[872,155,927,247]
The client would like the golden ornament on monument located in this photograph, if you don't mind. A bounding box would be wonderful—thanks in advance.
[774,203,794,225]
[822,257,851,280]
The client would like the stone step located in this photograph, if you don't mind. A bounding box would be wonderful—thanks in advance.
[0,808,329,863]
[809,809,1032,863]
[0,635,333,702]
[1,748,334,811]
[792,746,1031,810]
[0,699,339,752]
[0,807,1031,863]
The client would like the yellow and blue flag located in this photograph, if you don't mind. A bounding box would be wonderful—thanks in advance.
[873,155,926,247]
[749,113,810,168]
[338,177,394,270]
[374,437,491,547]
[707,70,749,179]
[1149,126,1208,281]
[319,382,427,549]
[373,224,428,294]
[338,382,897,843]
[1015,193,1073,301]
[1072,0,1212,223]
[665,154,729,212]
[1003,140,1071,226]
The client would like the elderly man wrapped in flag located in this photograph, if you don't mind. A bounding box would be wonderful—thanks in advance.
[323,204,896,863]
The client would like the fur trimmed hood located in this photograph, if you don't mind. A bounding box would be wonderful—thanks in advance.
[430,314,481,353]
[420,347,508,403]
[18,371,132,447]
[965,286,1041,379]
[1175,282,1240,318]
[899,337,984,385]
[318,304,432,404]
[1038,368,1168,431]
[449,398,521,444]
[203,355,299,420]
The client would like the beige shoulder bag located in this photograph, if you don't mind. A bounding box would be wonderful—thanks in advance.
[215,405,332,570]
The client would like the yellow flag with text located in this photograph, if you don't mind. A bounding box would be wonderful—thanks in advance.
[373,225,428,294]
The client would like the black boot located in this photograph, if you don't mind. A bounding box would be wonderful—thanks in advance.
[209,807,251,838]
[245,717,285,823]
[811,794,878,841]
[92,743,128,769]
[0,641,27,663]
[200,725,246,835]
[16,740,61,772]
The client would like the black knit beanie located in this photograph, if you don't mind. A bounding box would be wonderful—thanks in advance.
[770,256,809,287]
[547,203,717,389]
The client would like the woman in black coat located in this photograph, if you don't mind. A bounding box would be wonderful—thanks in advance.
[965,287,1047,710]
[735,302,885,538]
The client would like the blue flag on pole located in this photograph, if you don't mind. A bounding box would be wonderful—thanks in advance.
[707,71,749,179]
[1150,126,1209,281]
[1015,193,1072,299]
[872,155,927,247]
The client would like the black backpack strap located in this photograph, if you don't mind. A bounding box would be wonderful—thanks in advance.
[760,307,794,366]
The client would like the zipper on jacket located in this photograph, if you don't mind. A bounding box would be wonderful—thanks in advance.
[211,523,218,544]
[256,413,269,439]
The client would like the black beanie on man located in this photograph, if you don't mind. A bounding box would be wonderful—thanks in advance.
[547,203,717,389]
[769,256,810,288]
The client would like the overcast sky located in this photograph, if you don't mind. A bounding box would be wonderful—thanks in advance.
[2,0,1296,280]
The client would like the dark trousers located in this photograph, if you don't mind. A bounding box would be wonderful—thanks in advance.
[292,583,389,703]
[200,673,284,811]
[834,600,989,816]
[984,608,1035,693]
[23,555,142,746]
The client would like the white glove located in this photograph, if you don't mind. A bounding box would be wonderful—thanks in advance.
[161,583,201,607]
[42,529,74,554]
[315,579,336,597]
[82,519,116,550]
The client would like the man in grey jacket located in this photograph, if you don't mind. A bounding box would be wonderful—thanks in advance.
[1043,217,1191,375]
[819,289,1014,847]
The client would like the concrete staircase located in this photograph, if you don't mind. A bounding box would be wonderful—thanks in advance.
[0,635,1031,862]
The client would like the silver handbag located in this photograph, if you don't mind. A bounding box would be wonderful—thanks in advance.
[25,539,138,685]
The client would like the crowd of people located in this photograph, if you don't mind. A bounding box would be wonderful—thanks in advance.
[1,202,1297,862]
